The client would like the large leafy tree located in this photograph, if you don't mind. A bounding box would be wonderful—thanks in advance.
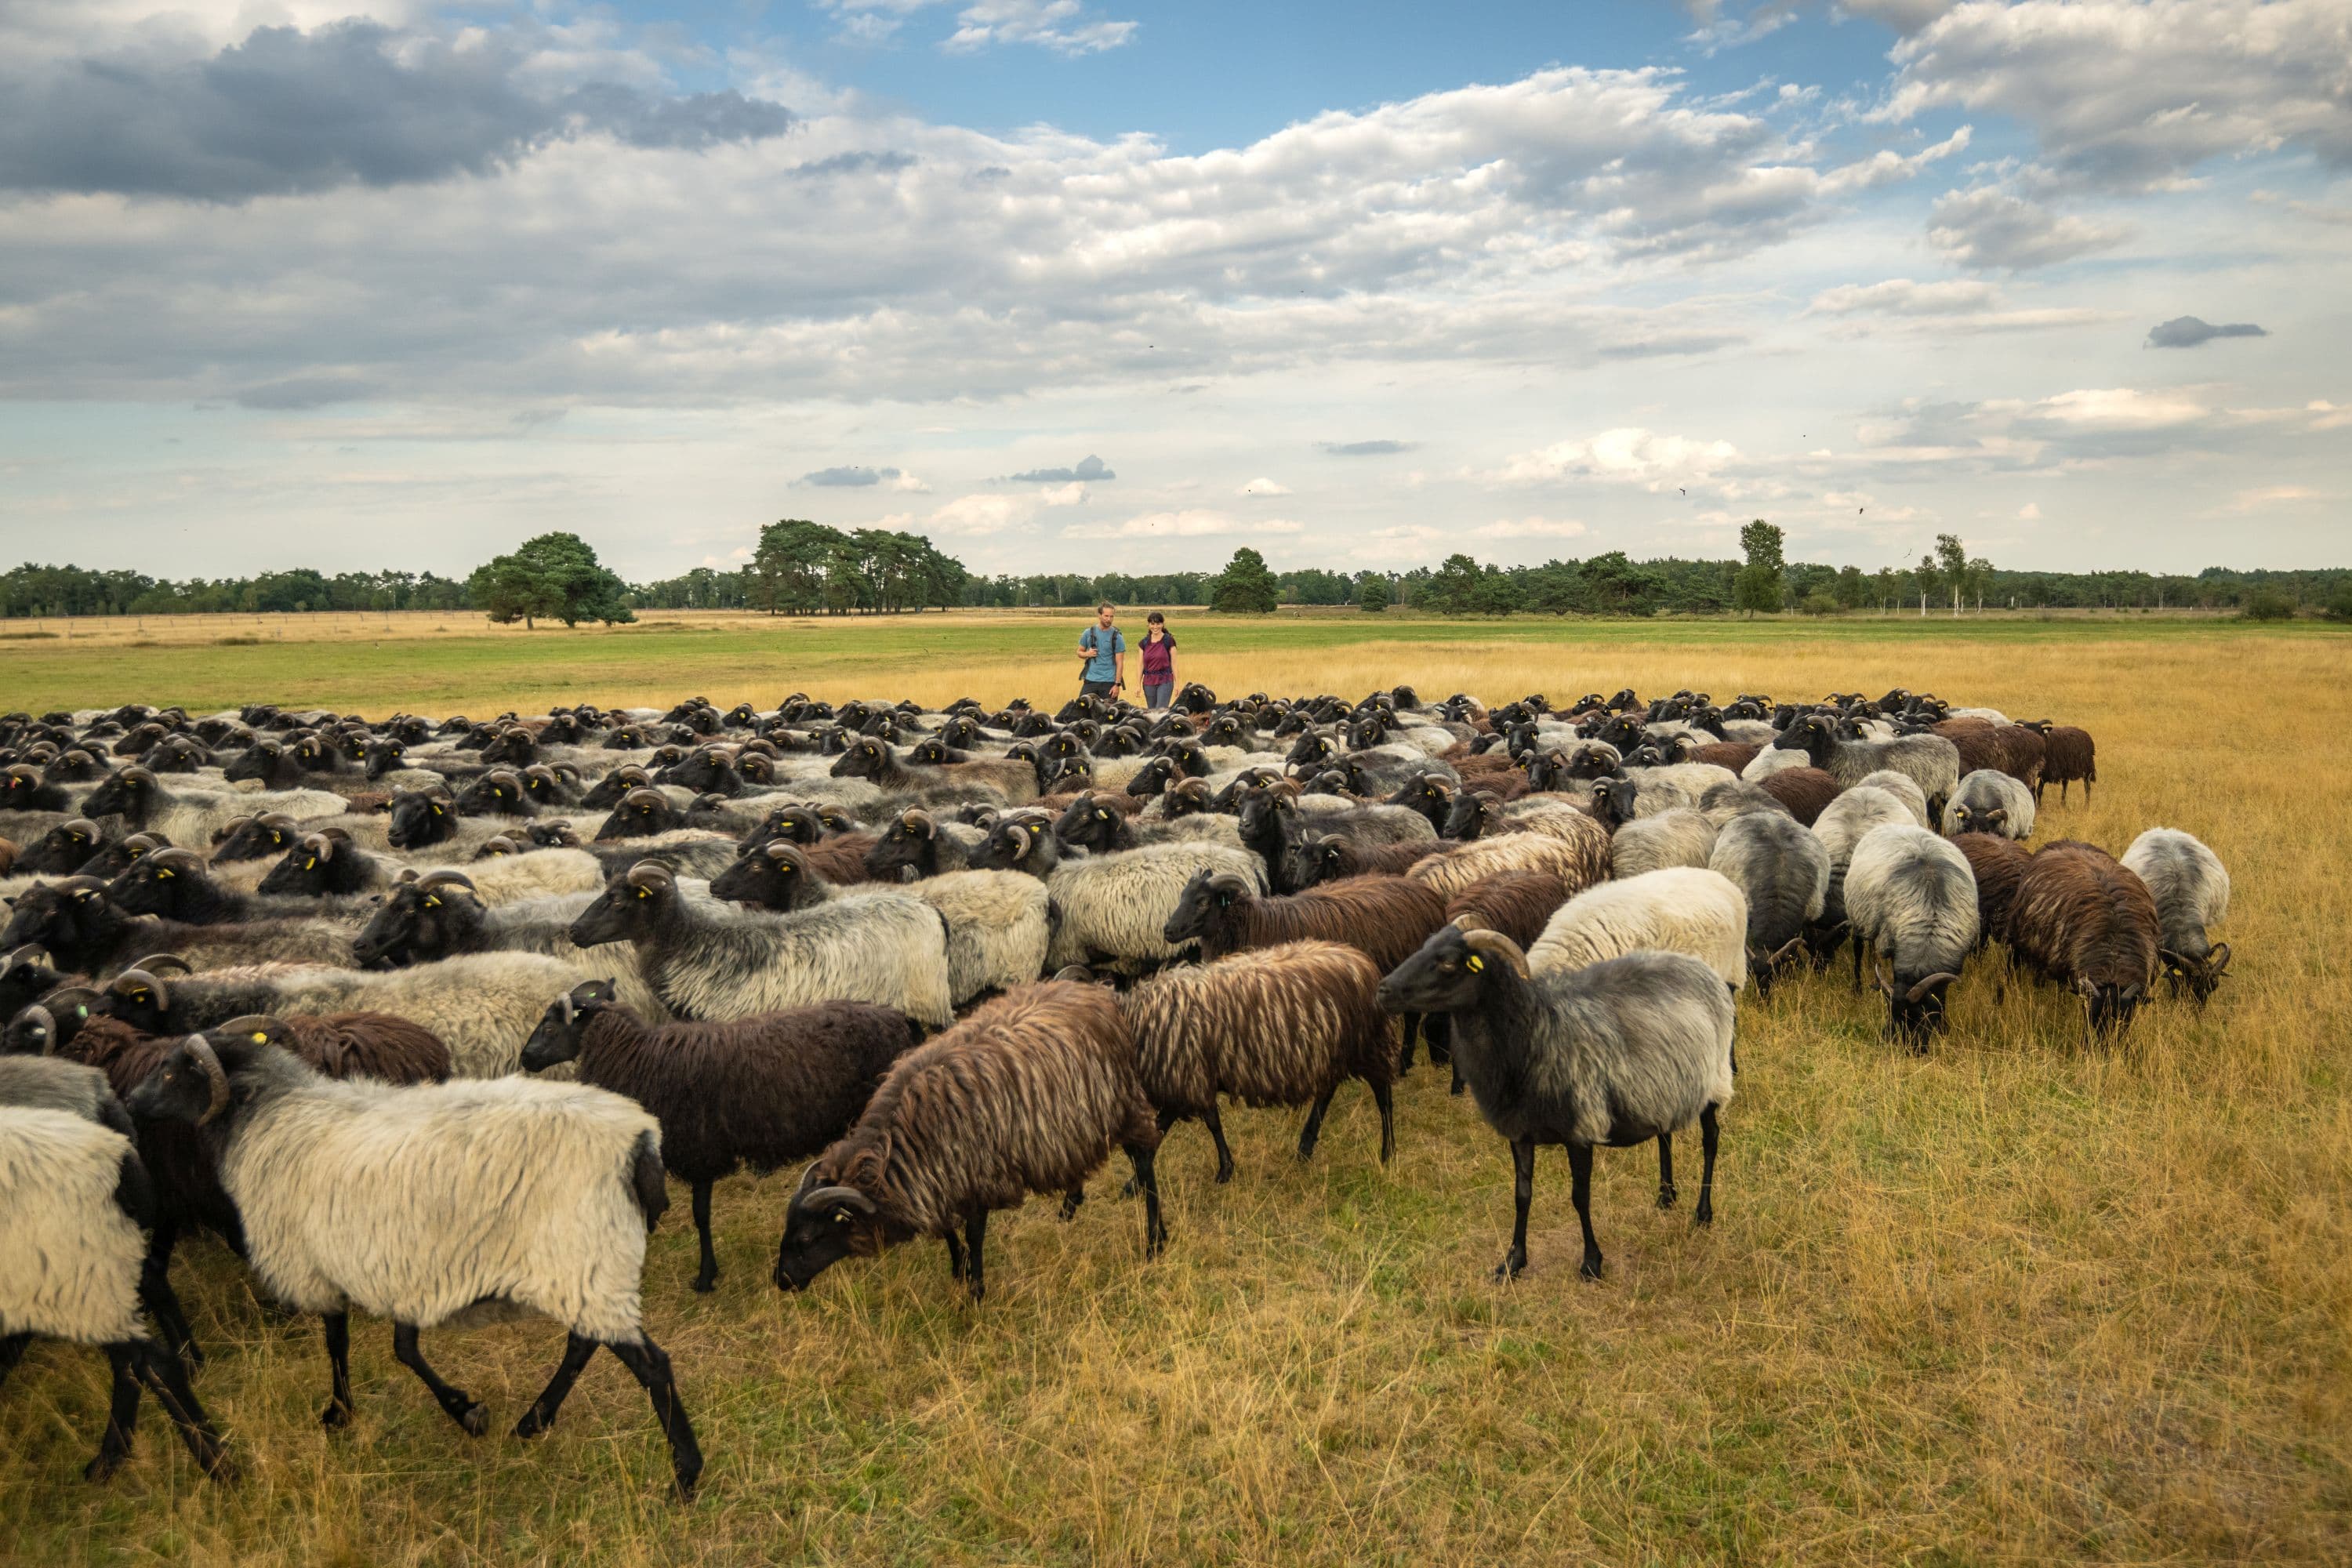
[1356,573,1393,614]
[1209,547,1281,614]
[468,532,634,629]
[1426,553,1483,615]
[1733,518,1785,617]
[1934,532,1969,616]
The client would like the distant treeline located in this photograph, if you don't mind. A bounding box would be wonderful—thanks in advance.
[5,546,2348,622]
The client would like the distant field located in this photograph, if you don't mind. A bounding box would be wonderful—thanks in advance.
[2,621,2347,1564]
[0,605,2331,717]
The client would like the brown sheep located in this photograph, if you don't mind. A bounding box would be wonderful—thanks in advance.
[2005,840,2159,1042]
[1442,869,1572,950]
[2029,723,2096,804]
[1951,833,2032,951]
[1756,766,1840,827]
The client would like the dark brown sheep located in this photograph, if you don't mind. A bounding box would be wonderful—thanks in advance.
[521,982,918,1291]
[2031,723,2096,804]
[1121,940,1396,1182]
[1755,766,1841,827]
[1286,832,1455,889]
[1442,869,1572,950]
[2005,840,2159,1042]
[774,980,1164,1301]
[1163,868,1448,973]
[1951,833,2032,950]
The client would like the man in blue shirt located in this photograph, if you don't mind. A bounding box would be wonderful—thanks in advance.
[1076,601,1126,699]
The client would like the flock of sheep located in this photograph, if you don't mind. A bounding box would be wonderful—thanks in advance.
[0,683,2228,1500]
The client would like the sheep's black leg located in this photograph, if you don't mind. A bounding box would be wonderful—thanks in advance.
[0,1331,28,1386]
[1059,1188,1085,1221]
[1124,1142,1167,1258]
[141,1221,201,1369]
[132,1339,230,1479]
[1695,1103,1720,1228]
[1496,1137,1536,1281]
[1851,935,1864,993]
[1201,1102,1236,1183]
[514,1332,599,1438]
[85,1343,144,1481]
[393,1323,488,1436]
[1370,1077,1396,1166]
[1449,1062,1465,1096]
[963,1210,988,1303]
[607,1334,703,1501]
[1298,1087,1337,1160]
[1127,1106,1182,1196]
[319,1312,354,1430]
[688,1181,719,1294]
[1568,1141,1602,1281]
[1398,1012,1421,1073]
[944,1230,967,1280]
[1656,1133,1678,1209]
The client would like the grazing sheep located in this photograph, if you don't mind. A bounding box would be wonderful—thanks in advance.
[1121,941,1396,1181]
[1528,869,1750,993]
[1843,826,1978,1045]
[1941,770,2036,841]
[1708,811,1830,994]
[2031,723,2096,804]
[2005,841,2161,1043]
[1806,786,1917,971]
[775,981,1164,1301]
[2120,828,2231,1004]
[0,1107,230,1483]
[568,861,954,1028]
[347,869,670,1023]
[125,1029,702,1497]
[1163,868,1448,973]
[1043,841,1269,971]
[521,981,918,1290]
[1377,927,1734,1280]
[1951,833,2032,954]
[1609,808,1718,880]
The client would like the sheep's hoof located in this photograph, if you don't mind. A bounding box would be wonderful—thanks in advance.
[1694,1201,1713,1228]
[1578,1251,1604,1282]
[458,1403,489,1438]
[83,1450,124,1483]
[1656,1183,1678,1210]
[689,1276,717,1295]
[514,1410,552,1440]
[1493,1249,1527,1282]
[1213,1163,1235,1185]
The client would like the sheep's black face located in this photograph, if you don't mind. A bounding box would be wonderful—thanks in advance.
[0,947,65,1020]
[1283,840,1345,891]
[256,840,335,896]
[1125,757,1173,798]
[1,882,100,953]
[1162,871,1237,946]
[1888,978,1955,1051]
[1590,780,1639,829]
[520,1001,587,1073]
[125,1036,259,1126]
[593,795,671,841]
[569,877,664,947]
[1377,930,1483,1016]
[212,815,294,862]
[103,857,192,919]
[1281,731,1329,769]
[18,822,102,876]
[387,793,455,850]
[79,770,145,820]
[2083,982,2145,1040]
[831,740,885,779]
[773,1198,869,1292]
[354,883,473,967]
[364,742,407,780]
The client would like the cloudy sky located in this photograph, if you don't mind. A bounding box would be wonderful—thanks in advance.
[2,0,2346,582]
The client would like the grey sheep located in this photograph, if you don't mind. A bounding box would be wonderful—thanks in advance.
[1942,769,2037,842]
[1844,824,1978,1045]
[2119,828,2231,1004]
[1708,809,1829,994]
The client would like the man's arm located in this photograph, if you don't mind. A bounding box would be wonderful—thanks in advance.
[1113,636,1126,691]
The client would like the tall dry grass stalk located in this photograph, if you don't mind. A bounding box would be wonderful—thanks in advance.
[2,627,2346,1565]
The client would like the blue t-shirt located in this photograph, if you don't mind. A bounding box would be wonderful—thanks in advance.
[1080,624,1126,682]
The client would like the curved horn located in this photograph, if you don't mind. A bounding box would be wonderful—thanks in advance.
[183,1035,231,1126]
[1904,971,1960,1004]
[2207,942,2230,976]
[43,984,101,1018]
[127,953,191,976]
[761,840,808,866]
[1767,935,1806,967]
[1874,957,1896,996]
[477,834,521,857]
[213,1014,290,1038]
[108,967,170,1010]
[300,830,337,861]
[18,1004,60,1055]
[416,869,476,893]
[1206,871,1254,898]
[146,846,206,873]
[3,943,52,971]
[796,1183,878,1219]
[621,787,668,809]
[625,860,675,891]
[1459,927,1530,979]
[56,818,100,842]
[901,807,937,837]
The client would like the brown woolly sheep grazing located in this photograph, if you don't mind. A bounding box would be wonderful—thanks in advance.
[774,980,1164,1302]
[1951,833,2032,951]
[521,982,919,1291]
[1406,815,1612,902]
[1443,870,1573,950]
[1755,766,1840,827]
[2030,723,2096,804]
[2005,840,2159,1043]
[0,836,15,877]
[1163,869,1448,974]
[1120,941,1396,1182]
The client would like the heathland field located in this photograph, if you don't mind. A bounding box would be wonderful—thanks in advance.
[2,613,2348,1566]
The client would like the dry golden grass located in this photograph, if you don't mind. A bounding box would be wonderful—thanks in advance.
[3,623,2348,1566]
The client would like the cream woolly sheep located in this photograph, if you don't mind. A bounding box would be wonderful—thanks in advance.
[0,1107,230,1483]
[1942,770,2036,842]
[2119,828,2231,1004]
[1852,770,1931,829]
[1805,785,1917,971]
[125,1030,702,1497]
[1044,840,1269,971]
[78,766,345,847]
[1407,818,1611,903]
[1527,868,1750,993]
[1609,809,1718,880]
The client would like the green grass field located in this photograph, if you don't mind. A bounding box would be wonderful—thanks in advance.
[2,615,2347,1565]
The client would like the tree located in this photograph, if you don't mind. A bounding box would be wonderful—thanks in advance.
[1356,574,1394,614]
[1733,519,1785,617]
[468,532,634,629]
[2241,586,2296,621]
[1915,551,1944,618]
[1208,547,1280,614]
[1965,555,1994,613]
[747,520,844,615]
[1934,533,1969,617]
[1835,564,1867,610]
[1801,589,1838,616]
[1427,553,1483,615]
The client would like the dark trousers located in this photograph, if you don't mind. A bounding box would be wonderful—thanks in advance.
[1080,679,1118,697]
[1142,681,1173,710]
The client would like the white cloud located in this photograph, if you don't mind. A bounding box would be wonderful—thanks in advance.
[1467,516,1588,540]
[1062,509,1302,539]
[1926,185,2132,270]
[1494,428,1742,491]
[924,492,1026,535]
[946,1,1137,55]
[2017,502,2042,520]
[1807,278,2001,317]
[1037,481,1088,505]
[1236,477,1291,496]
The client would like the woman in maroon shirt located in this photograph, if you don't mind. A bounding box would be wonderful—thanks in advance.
[1139,612,1177,710]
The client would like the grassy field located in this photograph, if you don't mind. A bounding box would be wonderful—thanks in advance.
[2,615,2348,1565]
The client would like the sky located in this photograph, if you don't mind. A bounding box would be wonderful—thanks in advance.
[0,0,2347,583]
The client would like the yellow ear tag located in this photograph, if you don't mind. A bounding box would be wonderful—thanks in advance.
[249,1032,267,1044]
[424,895,441,908]
[636,887,649,898]
[431,804,444,815]
[157,868,174,878]
[304,857,317,869]
[1465,954,1484,973]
